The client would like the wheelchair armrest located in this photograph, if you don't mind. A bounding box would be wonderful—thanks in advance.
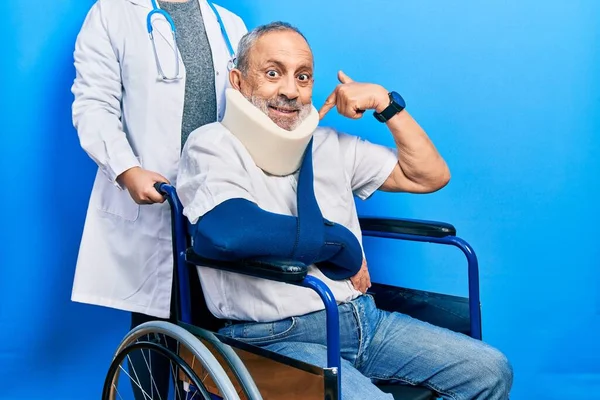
[185,248,308,283]
[359,217,456,238]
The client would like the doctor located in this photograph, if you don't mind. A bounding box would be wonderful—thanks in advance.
[70,0,247,397]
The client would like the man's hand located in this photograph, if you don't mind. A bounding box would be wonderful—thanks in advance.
[117,167,170,204]
[350,258,371,294]
[319,71,390,120]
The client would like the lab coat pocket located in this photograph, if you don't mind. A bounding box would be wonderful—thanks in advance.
[96,160,141,222]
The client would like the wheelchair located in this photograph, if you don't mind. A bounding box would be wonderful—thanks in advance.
[101,183,483,400]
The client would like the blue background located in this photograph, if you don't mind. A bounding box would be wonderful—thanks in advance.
[1,0,599,398]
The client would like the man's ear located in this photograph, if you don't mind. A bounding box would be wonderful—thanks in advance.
[229,69,243,90]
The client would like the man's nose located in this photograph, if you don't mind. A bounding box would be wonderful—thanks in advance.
[278,75,299,99]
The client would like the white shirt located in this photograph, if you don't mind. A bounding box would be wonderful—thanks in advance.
[177,123,398,322]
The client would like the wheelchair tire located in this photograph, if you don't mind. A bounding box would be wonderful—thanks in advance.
[192,328,263,400]
[103,321,243,400]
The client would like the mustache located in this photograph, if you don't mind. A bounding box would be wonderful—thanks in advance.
[250,95,305,111]
[266,96,303,110]
[248,94,312,131]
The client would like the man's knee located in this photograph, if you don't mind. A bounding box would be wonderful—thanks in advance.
[476,347,513,399]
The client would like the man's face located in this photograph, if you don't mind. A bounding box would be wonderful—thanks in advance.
[232,30,314,131]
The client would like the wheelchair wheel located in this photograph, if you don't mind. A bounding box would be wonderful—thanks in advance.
[102,321,243,400]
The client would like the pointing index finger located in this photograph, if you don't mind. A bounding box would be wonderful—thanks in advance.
[318,89,337,120]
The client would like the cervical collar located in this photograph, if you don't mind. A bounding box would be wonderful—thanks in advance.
[221,88,319,176]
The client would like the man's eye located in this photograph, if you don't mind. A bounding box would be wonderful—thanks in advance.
[266,70,279,78]
[298,74,311,81]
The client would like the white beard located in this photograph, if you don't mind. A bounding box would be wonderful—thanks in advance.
[249,95,312,131]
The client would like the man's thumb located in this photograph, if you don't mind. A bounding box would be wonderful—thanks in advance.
[338,70,354,84]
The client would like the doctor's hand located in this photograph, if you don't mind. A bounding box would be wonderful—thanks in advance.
[318,71,390,120]
[117,167,170,204]
[350,259,371,294]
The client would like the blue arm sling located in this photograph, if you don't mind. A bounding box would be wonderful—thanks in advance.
[191,139,363,280]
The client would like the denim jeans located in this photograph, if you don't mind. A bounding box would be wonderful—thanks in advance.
[218,294,512,400]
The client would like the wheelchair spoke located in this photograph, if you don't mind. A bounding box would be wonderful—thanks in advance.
[170,366,180,400]
[112,383,124,400]
[201,371,210,384]
[147,336,154,399]
[170,359,183,400]
[120,361,153,400]
[188,388,199,400]
[186,353,219,400]
[139,339,163,400]
[156,332,184,400]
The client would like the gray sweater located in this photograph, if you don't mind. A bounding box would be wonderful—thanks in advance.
[159,0,217,148]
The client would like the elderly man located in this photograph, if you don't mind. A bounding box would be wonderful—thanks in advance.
[177,21,512,400]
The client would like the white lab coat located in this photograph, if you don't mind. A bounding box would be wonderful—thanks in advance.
[70,0,247,318]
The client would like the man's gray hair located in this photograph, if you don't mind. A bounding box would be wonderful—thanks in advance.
[235,21,310,75]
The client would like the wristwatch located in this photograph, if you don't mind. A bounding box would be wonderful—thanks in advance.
[373,91,406,123]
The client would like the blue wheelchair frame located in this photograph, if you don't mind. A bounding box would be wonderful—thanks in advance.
[157,183,482,399]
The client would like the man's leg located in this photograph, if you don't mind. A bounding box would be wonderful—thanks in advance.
[218,304,396,399]
[357,298,513,400]
[265,342,394,400]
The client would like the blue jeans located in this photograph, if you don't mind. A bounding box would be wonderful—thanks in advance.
[218,295,512,400]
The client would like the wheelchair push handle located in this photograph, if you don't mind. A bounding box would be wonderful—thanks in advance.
[153,182,184,214]
[154,182,169,197]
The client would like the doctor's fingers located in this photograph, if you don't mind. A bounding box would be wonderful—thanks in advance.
[135,172,169,204]
[143,187,166,204]
[148,171,170,185]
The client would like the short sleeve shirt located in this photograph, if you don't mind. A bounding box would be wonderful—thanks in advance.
[177,124,398,322]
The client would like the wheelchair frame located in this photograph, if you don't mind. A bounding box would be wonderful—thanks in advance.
[156,182,482,399]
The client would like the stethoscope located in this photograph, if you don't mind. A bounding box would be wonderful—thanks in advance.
[146,0,236,81]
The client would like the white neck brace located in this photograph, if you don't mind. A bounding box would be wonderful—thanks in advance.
[221,88,319,176]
